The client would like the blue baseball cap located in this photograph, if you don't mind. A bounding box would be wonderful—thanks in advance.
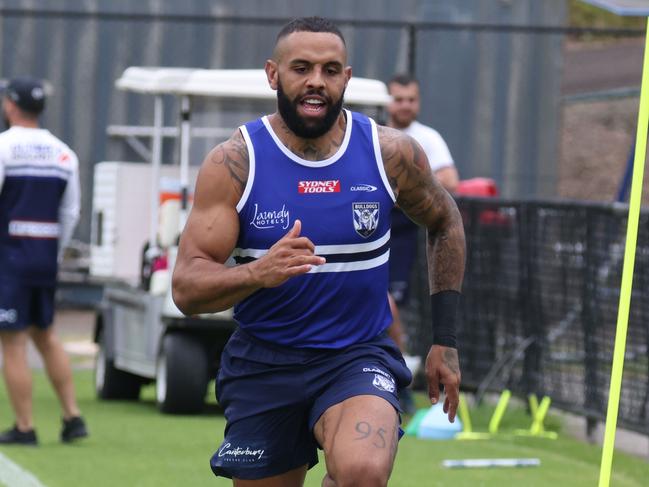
[1,76,46,114]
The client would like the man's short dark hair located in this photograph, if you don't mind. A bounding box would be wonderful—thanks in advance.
[276,16,346,46]
[389,73,419,87]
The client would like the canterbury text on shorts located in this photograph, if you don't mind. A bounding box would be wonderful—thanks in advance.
[210,328,412,480]
[0,279,55,330]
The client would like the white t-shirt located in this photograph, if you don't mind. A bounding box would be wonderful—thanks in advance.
[402,120,454,173]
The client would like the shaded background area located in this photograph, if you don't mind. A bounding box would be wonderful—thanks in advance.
[1,0,568,240]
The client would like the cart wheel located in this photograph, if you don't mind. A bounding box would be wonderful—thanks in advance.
[156,333,208,414]
[95,330,142,400]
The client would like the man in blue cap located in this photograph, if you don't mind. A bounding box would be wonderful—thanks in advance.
[0,76,88,445]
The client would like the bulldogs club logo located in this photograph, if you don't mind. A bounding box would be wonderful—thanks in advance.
[372,374,395,393]
[353,202,379,238]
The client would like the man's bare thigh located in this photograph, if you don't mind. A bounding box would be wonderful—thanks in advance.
[314,395,399,479]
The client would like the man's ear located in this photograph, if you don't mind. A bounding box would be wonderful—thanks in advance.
[265,60,279,91]
[2,98,15,120]
[344,66,352,90]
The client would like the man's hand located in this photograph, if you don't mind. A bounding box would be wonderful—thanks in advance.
[425,345,461,422]
[250,219,326,287]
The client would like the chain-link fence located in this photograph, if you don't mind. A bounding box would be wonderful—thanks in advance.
[405,197,649,434]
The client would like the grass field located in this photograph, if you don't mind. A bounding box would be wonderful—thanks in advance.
[1,370,648,486]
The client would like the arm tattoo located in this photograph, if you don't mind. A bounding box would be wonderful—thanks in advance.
[379,126,438,221]
[209,131,249,199]
[378,125,466,294]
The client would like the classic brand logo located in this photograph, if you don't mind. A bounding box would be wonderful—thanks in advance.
[298,180,341,194]
[363,367,392,379]
[218,442,265,462]
[353,202,379,238]
[350,184,377,192]
[250,203,290,230]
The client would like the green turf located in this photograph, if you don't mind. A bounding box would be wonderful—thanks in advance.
[1,371,648,486]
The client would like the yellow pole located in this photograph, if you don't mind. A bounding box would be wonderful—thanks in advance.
[598,18,649,487]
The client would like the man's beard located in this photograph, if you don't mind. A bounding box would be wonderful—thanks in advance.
[277,80,344,139]
[392,111,415,129]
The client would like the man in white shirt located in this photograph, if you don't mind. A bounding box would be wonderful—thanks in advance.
[0,77,87,445]
[386,73,460,413]
[388,73,458,191]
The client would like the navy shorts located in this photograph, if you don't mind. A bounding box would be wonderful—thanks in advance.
[210,329,412,480]
[0,280,55,331]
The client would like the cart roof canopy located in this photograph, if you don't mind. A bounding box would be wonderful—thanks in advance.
[116,67,391,107]
[579,0,649,15]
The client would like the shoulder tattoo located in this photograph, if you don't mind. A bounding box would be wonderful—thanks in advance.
[377,125,440,223]
[208,130,249,199]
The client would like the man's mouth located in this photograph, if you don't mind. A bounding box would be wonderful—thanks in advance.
[300,96,327,115]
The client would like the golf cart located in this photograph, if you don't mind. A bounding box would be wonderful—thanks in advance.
[90,67,391,414]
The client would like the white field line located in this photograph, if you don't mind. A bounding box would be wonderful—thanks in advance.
[0,452,47,487]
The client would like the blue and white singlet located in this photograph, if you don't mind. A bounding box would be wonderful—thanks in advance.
[233,110,396,349]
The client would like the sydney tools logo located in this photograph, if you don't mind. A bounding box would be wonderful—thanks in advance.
[298,180,341,193]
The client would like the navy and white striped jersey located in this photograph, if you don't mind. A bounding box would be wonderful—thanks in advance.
[0,126,80,285]
[233,110,395,349]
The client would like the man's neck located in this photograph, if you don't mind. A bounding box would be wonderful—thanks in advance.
[269,112,347,162]
[9,119,40,129]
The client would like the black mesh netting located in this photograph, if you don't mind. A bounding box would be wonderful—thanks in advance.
[402,198,649,434]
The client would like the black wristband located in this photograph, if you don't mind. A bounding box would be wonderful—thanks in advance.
[430,290,460,348]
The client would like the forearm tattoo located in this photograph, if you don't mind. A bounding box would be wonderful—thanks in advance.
[209,131,249,199]
[378,125,466,294]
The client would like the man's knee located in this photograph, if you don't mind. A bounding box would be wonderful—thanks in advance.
[0,330,29,348]
[28,327,57,351]
[329,456,391,487]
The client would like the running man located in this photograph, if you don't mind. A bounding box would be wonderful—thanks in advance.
[172,17,465,486]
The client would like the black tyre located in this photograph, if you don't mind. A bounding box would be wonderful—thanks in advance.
[156,333,209,414]
[94,331,142,400]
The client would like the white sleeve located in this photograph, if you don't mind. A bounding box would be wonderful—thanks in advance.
[58,152,81,260]
[420,129,454,173]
